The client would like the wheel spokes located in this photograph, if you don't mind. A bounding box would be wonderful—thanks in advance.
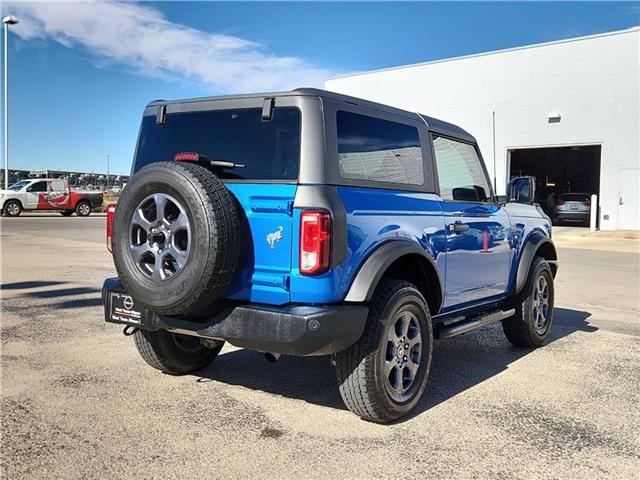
[131,208,153,230]
[150,253,165,281]
[131,243,152,263]
[167,245,188,270]
[167,212,189,232]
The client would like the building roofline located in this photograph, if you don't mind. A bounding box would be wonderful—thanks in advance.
[326,26,640,81]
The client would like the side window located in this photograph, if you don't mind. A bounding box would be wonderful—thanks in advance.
[27,181,48,193]
[50,180,66,192]
[432,135,491,202]
[337,111,424,186]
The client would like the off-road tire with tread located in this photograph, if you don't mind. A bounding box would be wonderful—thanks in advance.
[335,279,433,423]
[112,161,242,315]
[502,256,555,348]
[133,329,223,375]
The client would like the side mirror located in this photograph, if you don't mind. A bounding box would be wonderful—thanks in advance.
[507,176,536,204]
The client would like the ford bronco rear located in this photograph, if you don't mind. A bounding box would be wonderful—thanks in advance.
[102,88,558,423]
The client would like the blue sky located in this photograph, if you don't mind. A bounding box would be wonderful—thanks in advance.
[2,1,638,175]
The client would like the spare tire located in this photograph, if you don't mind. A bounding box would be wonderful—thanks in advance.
[112,161,241,315]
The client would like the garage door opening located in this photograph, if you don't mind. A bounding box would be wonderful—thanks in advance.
[509,145,601,226]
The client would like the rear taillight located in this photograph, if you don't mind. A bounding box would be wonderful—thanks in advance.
[300,210,331,275]
[106,203,116,253]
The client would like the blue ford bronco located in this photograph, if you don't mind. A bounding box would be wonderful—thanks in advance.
[103,88,558,423]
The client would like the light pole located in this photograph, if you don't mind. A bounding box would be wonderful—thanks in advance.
[3,15,19,190]
[106,154,110,189]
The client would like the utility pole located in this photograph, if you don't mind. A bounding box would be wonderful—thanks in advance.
[3,15,19,190]
[106,154,110,189]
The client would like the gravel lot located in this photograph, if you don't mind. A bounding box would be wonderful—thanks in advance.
[1,216,639,479]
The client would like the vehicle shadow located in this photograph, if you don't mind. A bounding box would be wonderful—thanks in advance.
[1,280,68,290]
[193,307,596,420]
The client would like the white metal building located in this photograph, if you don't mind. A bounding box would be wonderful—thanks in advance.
[325,27,640,230]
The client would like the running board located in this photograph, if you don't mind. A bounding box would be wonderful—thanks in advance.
[436,308,515,339]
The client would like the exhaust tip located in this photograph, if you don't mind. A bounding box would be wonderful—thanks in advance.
[264,352,281,363]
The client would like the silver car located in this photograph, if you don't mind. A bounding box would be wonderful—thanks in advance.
[554,193,591,224]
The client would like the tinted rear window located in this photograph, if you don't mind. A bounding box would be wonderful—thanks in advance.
[336,110,424,186]
[133,107,301,180]
[560,193,589,202]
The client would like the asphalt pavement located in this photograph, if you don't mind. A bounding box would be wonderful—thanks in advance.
[1,217,639,479]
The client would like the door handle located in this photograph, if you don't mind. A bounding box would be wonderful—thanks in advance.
[449,222,470,233]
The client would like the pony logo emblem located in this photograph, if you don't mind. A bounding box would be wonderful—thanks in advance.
[266,226,284,250]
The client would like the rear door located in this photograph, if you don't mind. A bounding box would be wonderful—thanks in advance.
[618,168,640,229]
[47,179,71,209]
[431,134,512,309]
[132,97,304,305]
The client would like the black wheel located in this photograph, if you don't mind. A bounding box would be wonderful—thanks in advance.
[502,257,555,348]
[60,210,74,217]
[335,279,433,423]
[133,329,223,375]
[75,201,92,217]
[111,161,241,315]
[3,200,22,217]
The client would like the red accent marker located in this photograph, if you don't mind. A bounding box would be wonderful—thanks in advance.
[483,231,489,252]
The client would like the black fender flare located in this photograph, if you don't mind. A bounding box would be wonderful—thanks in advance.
[514,232,558,295]
[344,241,443,307]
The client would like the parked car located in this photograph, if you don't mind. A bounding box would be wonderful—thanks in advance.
[1,178,103,217]
[554,192,591,224]
[102,89,558,423]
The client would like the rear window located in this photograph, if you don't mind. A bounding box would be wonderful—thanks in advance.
[133,107,301,180]
[336,111,424,186]
[560,193,589,202]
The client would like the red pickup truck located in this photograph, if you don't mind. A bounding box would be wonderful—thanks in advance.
[0,178,104,217]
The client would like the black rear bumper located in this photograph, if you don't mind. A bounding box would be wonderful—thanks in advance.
[102,278,368,356]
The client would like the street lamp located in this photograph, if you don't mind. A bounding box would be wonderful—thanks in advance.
[3,15,19,190]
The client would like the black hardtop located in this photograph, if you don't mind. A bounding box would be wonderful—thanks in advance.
[146,88,476,144]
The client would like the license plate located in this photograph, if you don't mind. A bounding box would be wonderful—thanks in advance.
[570,205,578,210]
[109,292,143,324]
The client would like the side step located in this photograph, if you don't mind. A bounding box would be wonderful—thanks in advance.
[436,308,515,339]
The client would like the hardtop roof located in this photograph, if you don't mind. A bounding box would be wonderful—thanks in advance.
[147,88,476,143]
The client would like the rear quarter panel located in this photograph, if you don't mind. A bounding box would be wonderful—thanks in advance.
[288,186,447,304]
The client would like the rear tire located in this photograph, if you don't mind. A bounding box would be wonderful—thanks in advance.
[502,257,555,348]
[75,201,91,217]
[3,200,22,217]
[335,279,433,423]
[133,329,223,375]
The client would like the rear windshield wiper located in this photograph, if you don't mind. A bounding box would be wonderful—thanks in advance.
[173,152,245,169]
[210,160,246,169]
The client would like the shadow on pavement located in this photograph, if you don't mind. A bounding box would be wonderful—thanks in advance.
[194,307,596,421]
[24,287,99,299]
[1,280,68,290]
[3,283,102,310]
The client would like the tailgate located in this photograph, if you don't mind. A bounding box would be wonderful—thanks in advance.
[223,183,297,305]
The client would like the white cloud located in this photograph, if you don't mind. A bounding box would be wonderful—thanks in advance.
[7,1,336,93]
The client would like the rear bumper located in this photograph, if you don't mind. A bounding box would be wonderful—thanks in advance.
[102,277,368,356]
[556,211,589,221]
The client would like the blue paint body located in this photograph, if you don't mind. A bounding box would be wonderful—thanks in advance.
[222,183,552,316]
